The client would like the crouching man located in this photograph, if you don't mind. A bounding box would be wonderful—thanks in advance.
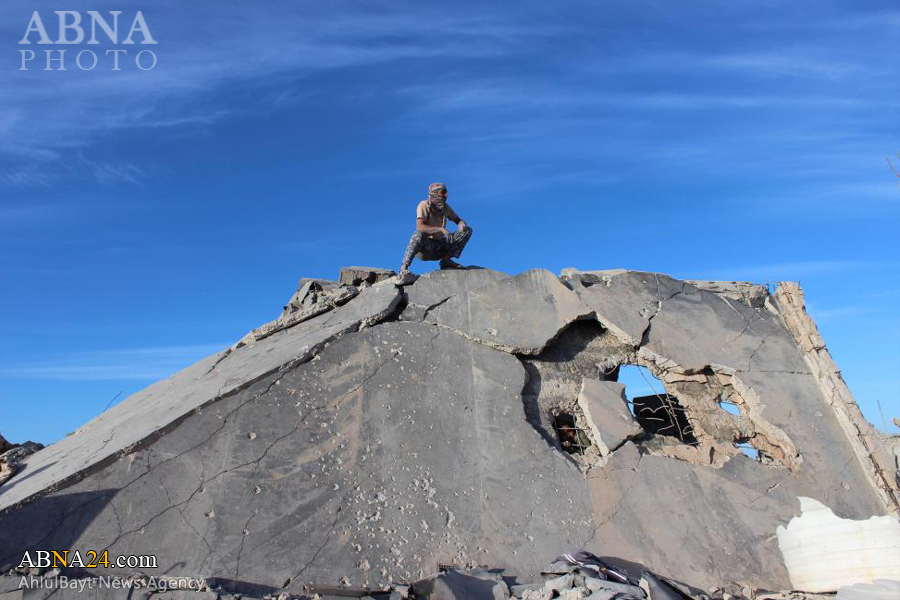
[398,182,473,280]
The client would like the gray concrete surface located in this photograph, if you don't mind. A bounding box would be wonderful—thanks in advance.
[0,282,402,513]
[577,380,642,456]
[425,269,593,354]
[0,323,592,590]
[0,267,893,595]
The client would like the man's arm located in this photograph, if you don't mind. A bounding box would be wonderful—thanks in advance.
[416,218,448,237]
[445,205,467,231]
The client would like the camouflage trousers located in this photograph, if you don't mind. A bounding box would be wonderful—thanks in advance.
[399,227,473,271]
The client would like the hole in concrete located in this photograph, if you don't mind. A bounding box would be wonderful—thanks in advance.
[736,442,759,460]
[553,413,590,455]
[718,399,741,416]
[631,394,698,445]
[617,365,698,445]
[617,365,665,399]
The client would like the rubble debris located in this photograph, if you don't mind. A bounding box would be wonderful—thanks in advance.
[544,573,575,593]
[411,567,509,600]
[775,496,900,592]
[340,266,398,287]
[237,282,359,348]
[0,440,43,485]
[681,280,769,309]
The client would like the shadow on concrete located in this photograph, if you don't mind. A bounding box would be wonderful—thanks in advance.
[0,489,118,571]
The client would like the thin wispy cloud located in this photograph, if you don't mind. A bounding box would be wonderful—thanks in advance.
[0,1,561,165]
[0,344,225,380]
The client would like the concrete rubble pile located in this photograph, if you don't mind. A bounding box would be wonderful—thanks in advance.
[1,266,898,600]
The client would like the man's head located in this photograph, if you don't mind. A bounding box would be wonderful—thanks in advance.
[428,182,447,208]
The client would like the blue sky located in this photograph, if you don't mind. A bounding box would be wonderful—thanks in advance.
[1,0,898,445]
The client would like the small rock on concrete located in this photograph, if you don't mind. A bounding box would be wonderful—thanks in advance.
[544,574,575,593]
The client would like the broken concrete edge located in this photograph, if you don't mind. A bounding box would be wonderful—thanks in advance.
[557,271,804,471]
[560,268,770,309]
[340,266,397,287]
[772,282,900,514]
[239,267,401,351]
[576,379,641,458]
[237,287,360,349]
[0,284,406,518]
[411,268,595,355]
[569,337,802,471]
[425,313,598,357]
[716,370,803,471]
[398,269,801,473]
[683,280,770,309]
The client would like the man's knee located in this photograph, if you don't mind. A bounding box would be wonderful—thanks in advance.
[407,230,427,248]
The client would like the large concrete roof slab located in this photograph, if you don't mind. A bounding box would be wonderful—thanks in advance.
[0,282,402,512]
[565,270,806,373]
[0,322,592,588]
[425,269,594,354]
[404,268,511,310]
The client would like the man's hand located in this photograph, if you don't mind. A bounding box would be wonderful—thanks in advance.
[457,220,467,231]
[437,227,450,238]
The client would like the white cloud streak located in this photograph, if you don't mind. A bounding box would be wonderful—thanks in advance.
[0,343,224,380]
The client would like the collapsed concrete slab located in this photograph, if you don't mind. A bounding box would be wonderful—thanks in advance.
[577,380,641,456]
[401,268,510,321]
[0,322,592,589]
[562,270,806,374]
[425,269,594,354]
[585,441,801,588]
[1,267,895,595]
[0,281,402,513]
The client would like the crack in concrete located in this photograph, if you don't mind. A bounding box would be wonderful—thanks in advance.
[583,454,643,546]
[204,349,233,377]
[165,477,214,571]
[745,335,770,372]
[637,278,686,350]
[746,476,790,505]
[420,295,453,322]
[110,497,123,535]
[235,513,256,578]
[0,493,109,566]
[718,305,763,354]
[282,494,347,587]
[109,374,289,503]
[96,334,405,571]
